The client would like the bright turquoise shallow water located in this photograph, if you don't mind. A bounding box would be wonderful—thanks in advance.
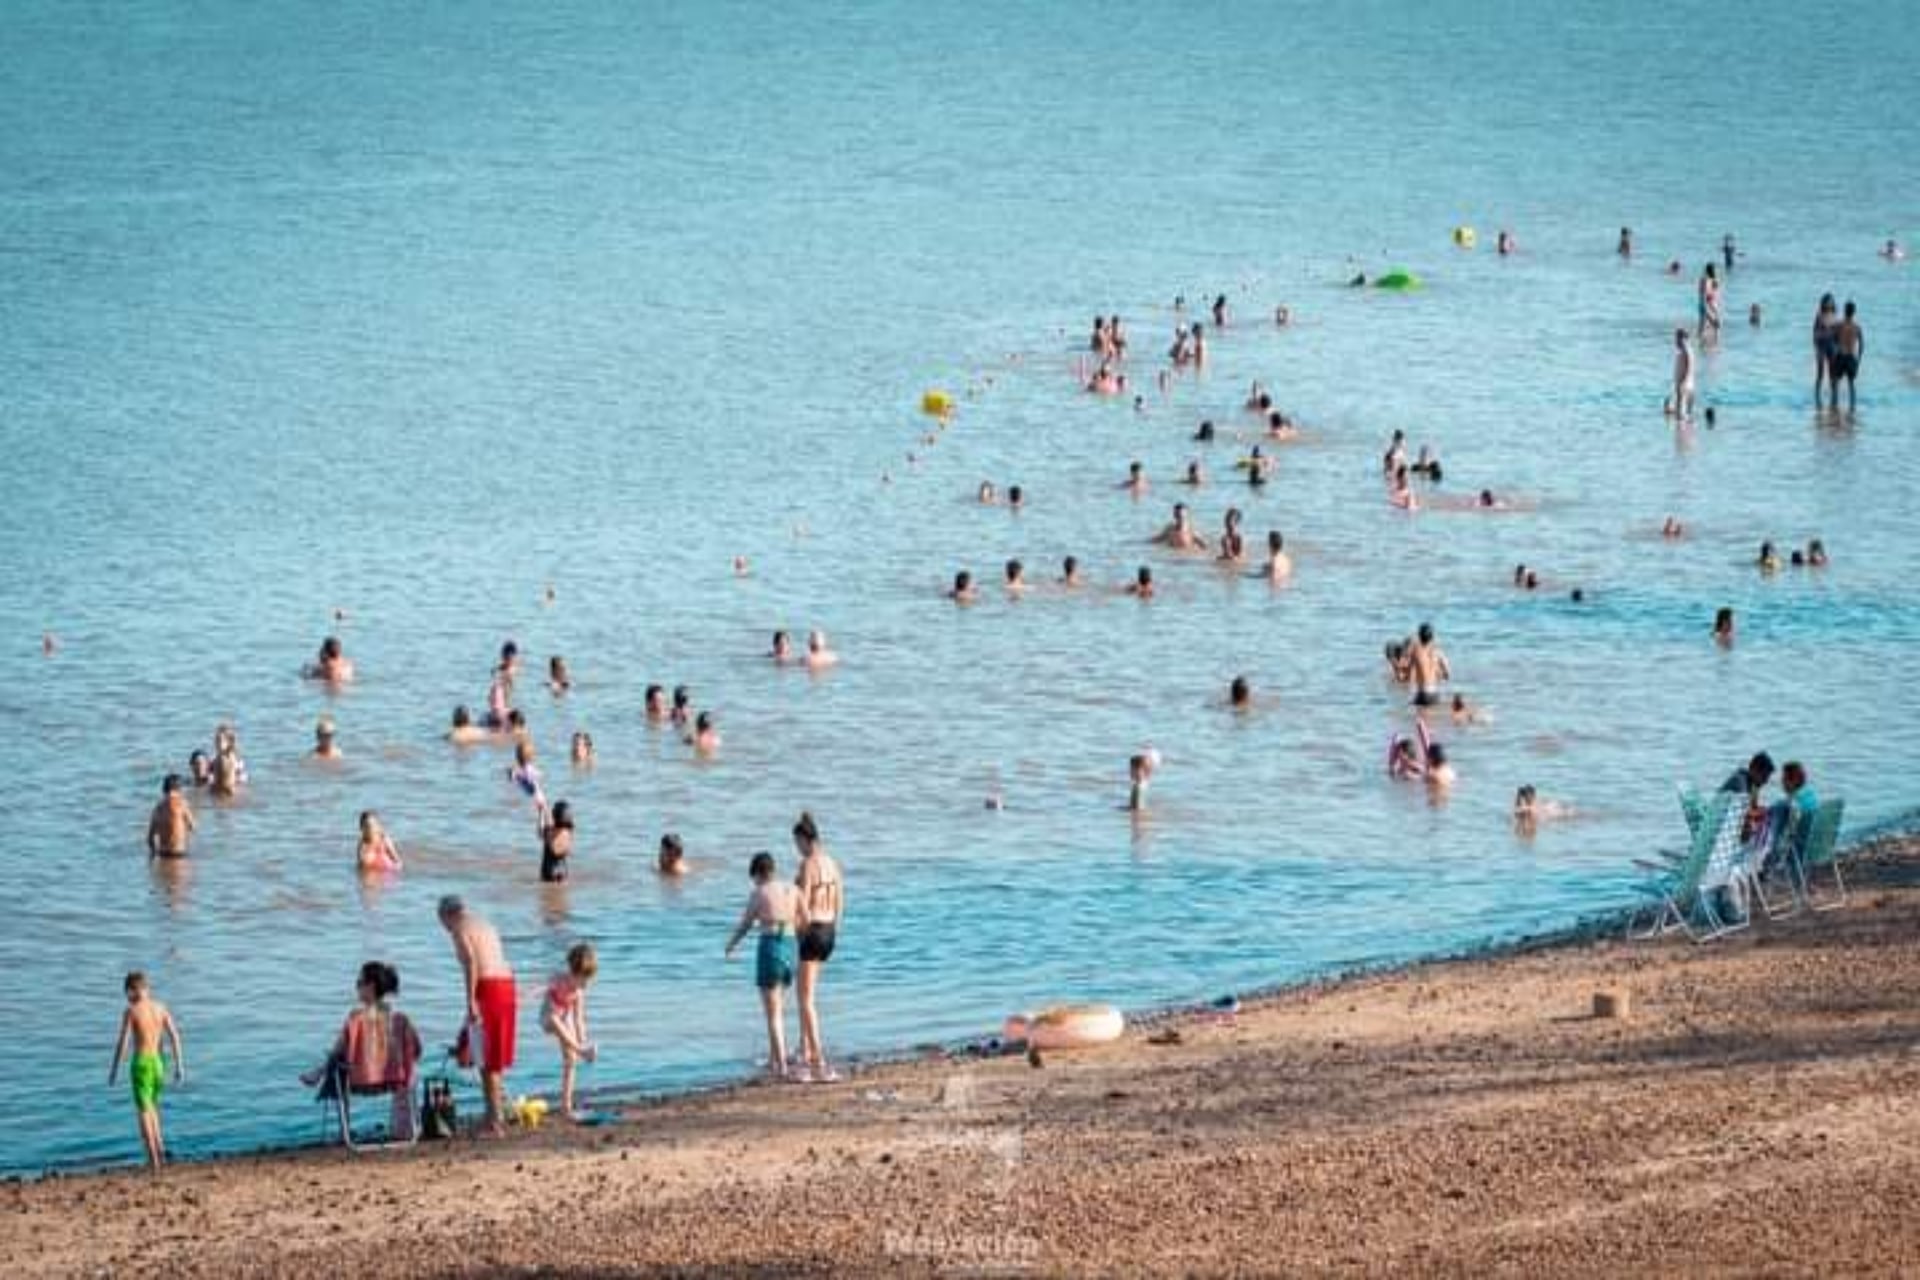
[1,1,1916,1172]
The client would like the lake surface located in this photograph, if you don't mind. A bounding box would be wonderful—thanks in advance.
[1,0,1915,1172]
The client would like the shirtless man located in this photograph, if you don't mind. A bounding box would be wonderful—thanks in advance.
[304,636,355,684]
[1263,530,1293,581]
[312,718,342,760]
[1122,461,1149,495]
[804,630,840,668]
[1407,623,1451,707]
[1829,301,1863,412]
[1004,560,1030,596]
[146,775,196,859]
[1154,503,1207,552]
[1669,328,1696,422]
[948,570,978,604]
[438,897,516,1134]
[691,711,722,756]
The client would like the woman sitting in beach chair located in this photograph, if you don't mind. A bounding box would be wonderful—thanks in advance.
[302,961,423,1148]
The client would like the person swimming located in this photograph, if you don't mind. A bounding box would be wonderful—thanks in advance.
[1807,538,1828,567]
[1497,229,1515,256]
[977,481,998,505]
[1661,517,1685,540]
[1383,430,1406,474]
[1123,461,1149,494]
[303,636,355,684]
[1180,460,1207,487]
[1264,530,1292,581]
[548,656,572,695]
[671,685,693,726]
[644,684,668,722]
[570,732,594,766]
[771,630,795,663]
[188,750,212,787]
[1127,566,1155,599]
[313,718,341,760]
[1617,226,1633,257]
[690,711,721,756]
[1274,304,1292,326]
[1060,555,1083,587]
[1388,466,1418,510]
[1155,503,1207,551]
[1217,509,1245,564]
[949,570,977,604]
[805,630,839,667]
[1005,559,1029,595]
[1713,606,1736,647]
[658,833,687,876]
[1192,421,1216,444]
[1758,541,1782,573]
[1229,675,1252,710]
[1266,410,1298,441]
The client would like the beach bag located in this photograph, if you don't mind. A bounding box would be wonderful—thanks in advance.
[420,1075,458,1140]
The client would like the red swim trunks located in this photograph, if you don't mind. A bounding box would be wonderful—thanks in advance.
[476,975,517,1073]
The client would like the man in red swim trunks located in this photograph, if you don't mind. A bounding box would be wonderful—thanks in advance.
[438,895,516,1135]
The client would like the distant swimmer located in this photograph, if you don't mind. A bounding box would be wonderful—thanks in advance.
[733,556,751,577]
[538,800,574,884]
[1813,293,1839,402]
[1697,264,1723,339]
[657,833,687,876]
[497,640,522,685]
[1008,485,1025,510]
[1004,560,1029,596]
[671,685,693,727]
[1387,718,1451,788]
[949,570,978,604]
[1617,226,1634,258]
[357,810,402,874]
[1060,555,1084,587]
[1245,382,1271,412]
[1243,447,1275,485]
[1383,429,1407,474]
[1662,516,1686,540]
[209,725,246,800]
[1086,363,1125,395]
[1451,694,1490,726]
[1266,410,1298,441]
[1155,503,1208,551]
[484,664,513,731]
[771,630,795,664]
[1807,538,1829,567]
[1212,294,1229,327]
[1713,606,1736,647]
[1410,445,1441,478]
[1749,302,1763,327]
[691,711,721,756]
[1668,328,1697,422]
[548,656,572,696]
[1181,460,1207,487]
[1829,300,1863,413]
[644,684,669,723]
[1883,237,1907,261]
[1384,641,1413,685]
[1229,675,1253,711]
[977,481,998,506]
[447,705,492,746]
[806,630,840,668]
[1349,272,1368,288]
[1758,541,1782,574]
[1192,421,1216,444]
[1216,508,1246,564]
[1274,305,1292,327]
[1513,786,1573,834]
[1721,233,1738,272]
[1123,461,1149,495]
[1408,623,1451,707]
[508,739,544,803]
[303,636,355,684]
[146,775,196,859]
[1497,229,1516,256]
[312,717,341,760]
[1127,753,1154,813]
[1127,566,1156,600]
[1476,489,1502,509]
[571,732,595,767]
[188,750,212,787]
[1388,466,1419,510]
[1666,259,1683,276]
[1264,530,1293,581]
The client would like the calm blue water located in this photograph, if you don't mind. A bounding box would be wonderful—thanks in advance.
[1,0,1916,1172]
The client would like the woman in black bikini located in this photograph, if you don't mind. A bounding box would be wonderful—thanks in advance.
[792,811,843,1083]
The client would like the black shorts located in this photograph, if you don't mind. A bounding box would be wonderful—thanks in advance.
[799,922,837,964]
[540,852,568,883]
[1831,353,1859,380]
[1411,690,1441,708]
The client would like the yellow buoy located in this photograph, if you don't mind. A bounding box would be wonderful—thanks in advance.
[921,390,954,418]
[1452,226,1477,249]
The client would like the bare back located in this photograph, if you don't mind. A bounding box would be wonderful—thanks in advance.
[797,852,843,924]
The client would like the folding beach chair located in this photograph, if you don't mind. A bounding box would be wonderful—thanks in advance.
[1628,792,1737,941]
[1792,798,1848,912]
[313,1008,424,1152]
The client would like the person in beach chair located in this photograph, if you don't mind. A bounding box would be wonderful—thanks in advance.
[303,961,423,1149]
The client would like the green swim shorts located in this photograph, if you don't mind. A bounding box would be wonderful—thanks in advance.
[130,1051,165,1113]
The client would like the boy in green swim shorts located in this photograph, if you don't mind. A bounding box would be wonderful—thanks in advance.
[108,971,185,1169]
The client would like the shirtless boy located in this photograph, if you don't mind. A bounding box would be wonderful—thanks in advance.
[146,775,195,859]
[108,971,185,1168]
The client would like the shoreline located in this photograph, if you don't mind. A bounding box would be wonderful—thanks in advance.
[15,813,1918,1184]
[8,832,1920,1275]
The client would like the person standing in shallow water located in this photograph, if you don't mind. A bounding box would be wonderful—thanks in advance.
[724,852,802,1080]
[792,812,843,1083]
[438,896,516,1135]
[1829,301,1863,412]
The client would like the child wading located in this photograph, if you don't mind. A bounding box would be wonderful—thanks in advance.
[724,852,803,1080]
[541,942,599,1117]
[108,971,185,1169]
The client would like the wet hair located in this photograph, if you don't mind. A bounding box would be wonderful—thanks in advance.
[658,833,684,869]
[507,709,526,731]
[1524,572,1540,590]
[1570,589,1585,603]
[1136,566,1153,587]
[954,570,972,592]
[1129,461,1143,477]
[793,810,820,847]
[1385,641,1405,662]
[1844,300,1856,319]
[550,654,567,675]
[1173,502,1188,518]
[1006,559,1023,582]
[1186,461,1203,480]
[1268,410,1284,430]
[358,961,400,999]
[452,705,472,728]
[1759,540,1776,562]
[1257,394,1272,412]
[1819,292,1835,310]
[549,800,574,831]
[1748,752,1775,782]
[1428,462,1444,484]
[437,894,465,921]
[1062,555,1079,577]
[1008,485,1023,506]
[672,685,691,708]
[1128,753,1148,776]
[1417,623,1435,644]
[1790,550,1806,566]
[695,711,714,732]
[749,851,775,881]
[125,970,149,995]
[1452,694,1466,711]
[1230,675,1251,706]
[567,943,598,979]
[321,636,342,659]
[645,683,664,703]
[772,629,791,650]
[189,750,208,769]
[163,773,183,794]
[316,718,335,738]
[1426,743,1448,767]
[1714,606,1735,631]
[1224,507,1242,527]
[1268,530,1283,552]
[1194,421,1215,442]
[501,641,519,663]
[359,809,377,830]
[1479,490,1495,506]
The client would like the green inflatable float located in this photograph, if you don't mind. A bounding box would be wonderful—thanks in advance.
[1374,268,1420,291]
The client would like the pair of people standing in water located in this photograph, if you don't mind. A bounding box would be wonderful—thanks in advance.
[724,812,846,1082]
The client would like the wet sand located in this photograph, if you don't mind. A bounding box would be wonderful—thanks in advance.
[9,836,1920,1278]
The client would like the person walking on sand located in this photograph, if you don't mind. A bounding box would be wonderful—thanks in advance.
[724,851,803,1080]
[1829,300,1863,413]
[792,812,844,1084]
[146,775,196,859]
[107,971,185,1170]
[438,896,516,1135]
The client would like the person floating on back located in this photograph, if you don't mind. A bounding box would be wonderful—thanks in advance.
[108,971,185,1170]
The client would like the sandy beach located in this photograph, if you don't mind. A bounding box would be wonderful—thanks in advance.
[5,837,1916,1277]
